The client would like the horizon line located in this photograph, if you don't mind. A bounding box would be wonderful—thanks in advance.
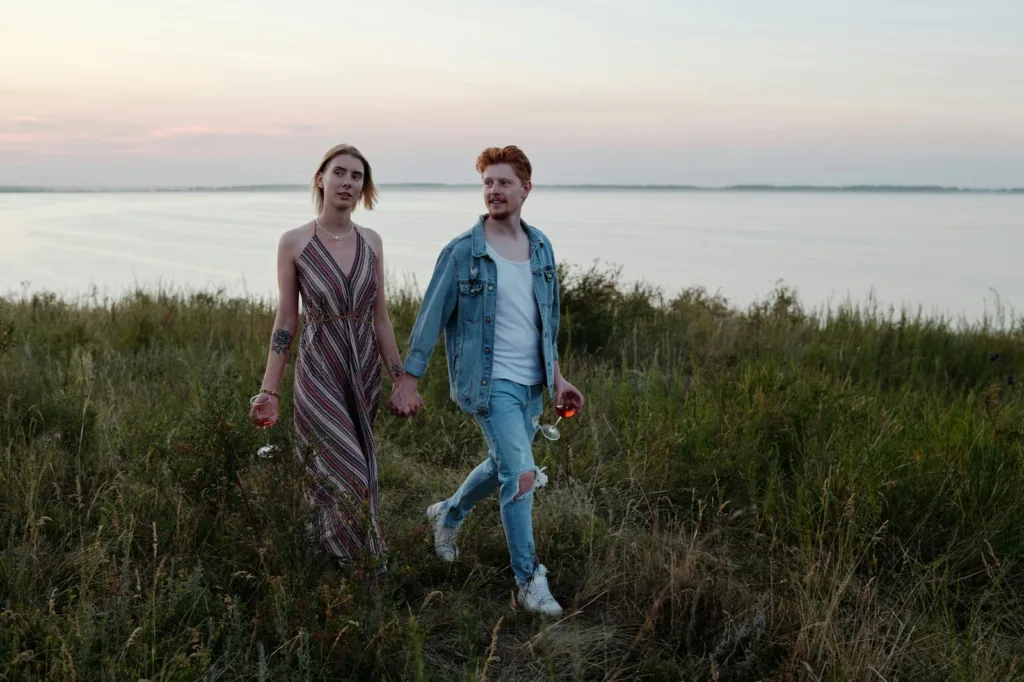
[2,183,1024,194]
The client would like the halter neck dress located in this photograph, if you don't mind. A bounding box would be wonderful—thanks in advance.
[292,227,385,562]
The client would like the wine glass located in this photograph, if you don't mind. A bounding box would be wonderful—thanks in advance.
[249,393,278,458]
[539,404,577,441]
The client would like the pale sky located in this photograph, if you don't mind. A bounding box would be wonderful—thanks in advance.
[2,0,1023,187]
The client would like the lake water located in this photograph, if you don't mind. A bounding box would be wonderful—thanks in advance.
[2,188,1022,324]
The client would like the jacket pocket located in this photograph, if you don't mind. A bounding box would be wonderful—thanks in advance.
[535,265,556,306]
[457,278,484,322]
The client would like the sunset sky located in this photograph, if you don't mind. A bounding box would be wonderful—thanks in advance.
[2,0,1022,187]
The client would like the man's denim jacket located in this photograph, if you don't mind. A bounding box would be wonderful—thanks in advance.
[403,215,560,415]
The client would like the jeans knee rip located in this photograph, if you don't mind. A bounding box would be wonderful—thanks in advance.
[513,466,549,502]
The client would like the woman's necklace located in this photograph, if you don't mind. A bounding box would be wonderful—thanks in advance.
[316,217,355,241]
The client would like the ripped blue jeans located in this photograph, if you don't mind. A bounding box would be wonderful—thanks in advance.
[438,379,546,586]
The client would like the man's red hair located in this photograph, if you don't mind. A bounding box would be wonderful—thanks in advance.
[475,145,532,185]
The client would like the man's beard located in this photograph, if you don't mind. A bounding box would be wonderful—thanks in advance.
[488,201,513,220]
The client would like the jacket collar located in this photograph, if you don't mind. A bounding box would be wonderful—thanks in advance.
[470,214,541,257]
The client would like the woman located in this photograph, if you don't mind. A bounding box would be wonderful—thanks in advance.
[249,143,421,570]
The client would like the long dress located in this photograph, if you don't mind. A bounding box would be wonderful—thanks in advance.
[293,228,385,563]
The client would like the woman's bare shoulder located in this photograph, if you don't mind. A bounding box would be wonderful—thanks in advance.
[358,225,383,252]
[279,221,315,256]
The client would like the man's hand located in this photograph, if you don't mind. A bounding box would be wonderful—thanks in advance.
[387,377,424,417]
[554,376,584,412]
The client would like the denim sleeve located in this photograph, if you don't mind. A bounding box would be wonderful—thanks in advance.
[403,246,457,377]
[550,249,560,363]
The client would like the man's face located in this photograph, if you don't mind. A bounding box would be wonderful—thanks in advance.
[482,163,530,220]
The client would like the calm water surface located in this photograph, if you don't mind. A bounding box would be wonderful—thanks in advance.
[2,189,1021,323]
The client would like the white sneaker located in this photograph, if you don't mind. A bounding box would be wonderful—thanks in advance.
[426,502,459,561]
[517,564,564,616]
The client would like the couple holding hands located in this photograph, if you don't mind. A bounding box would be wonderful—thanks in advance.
[249,143,583,616]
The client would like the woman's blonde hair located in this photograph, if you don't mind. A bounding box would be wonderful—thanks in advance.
[311,143,378,213]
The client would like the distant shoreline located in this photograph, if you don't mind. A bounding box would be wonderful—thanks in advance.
[2,183,1023,194]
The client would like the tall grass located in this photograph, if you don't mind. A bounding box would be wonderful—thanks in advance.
[2,264,1023,680]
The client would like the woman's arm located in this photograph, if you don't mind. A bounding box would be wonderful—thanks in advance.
[258,231,300,394]
[366,229,406,384]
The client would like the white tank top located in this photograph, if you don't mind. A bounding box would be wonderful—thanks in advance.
[486,242,544,385]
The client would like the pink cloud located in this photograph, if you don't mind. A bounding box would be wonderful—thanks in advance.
[148,125,217,139]
[147,125,292,139]
[0,132,46,144]
[6,116,57,130]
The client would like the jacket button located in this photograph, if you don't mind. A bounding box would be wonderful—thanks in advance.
[484,347,491,354]
[488,284,494,291]
[485,316,491,323]
[481,379,488,386]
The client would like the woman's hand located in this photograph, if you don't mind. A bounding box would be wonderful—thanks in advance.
[387,378,424,417]
[249,392,279,427]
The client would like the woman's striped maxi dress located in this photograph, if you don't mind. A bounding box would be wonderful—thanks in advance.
[293,228,385,563]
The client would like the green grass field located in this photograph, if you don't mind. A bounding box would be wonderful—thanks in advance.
[2,264,1022,680]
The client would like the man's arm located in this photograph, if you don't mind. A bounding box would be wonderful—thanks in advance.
[551,262,566,384]
[550,257,560,364]
[549,246,582,408]
[396,245,459,390]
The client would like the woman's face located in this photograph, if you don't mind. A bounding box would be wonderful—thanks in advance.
[319,153,365,212]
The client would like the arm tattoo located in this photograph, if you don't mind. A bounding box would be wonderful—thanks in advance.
[271,328,293,355]
[390,360,404,381]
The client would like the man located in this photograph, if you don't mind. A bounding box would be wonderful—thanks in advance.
[388,145,583,616]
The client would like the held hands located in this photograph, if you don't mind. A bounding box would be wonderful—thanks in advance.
[386,378,424,418]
